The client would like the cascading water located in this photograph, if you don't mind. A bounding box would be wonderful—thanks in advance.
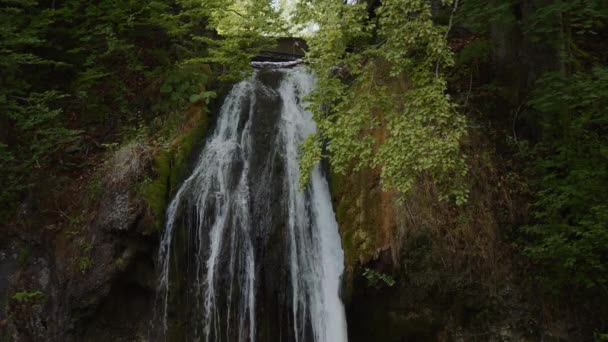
[151,65,348,342]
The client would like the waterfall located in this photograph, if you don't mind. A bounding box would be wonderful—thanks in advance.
[152,65,348,342]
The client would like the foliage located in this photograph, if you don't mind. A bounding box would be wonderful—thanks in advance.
[294,0,468,202]
[596,332,608,342]
[192,0,287,81]
[0,0,277,219]
[76,240,94,273]
[17,247,32,268]
[363,268,396,289]
[455,0,515,34]
[115,257,126,270]
[522,67,608,291]
[11,290,44,304]
[1,0,77,215]
[453,0,608,293]
[0,0,293,227]
[156,64,215,113]
[78,256,93,274]
[522,0,606,45]
[517,1,608,293]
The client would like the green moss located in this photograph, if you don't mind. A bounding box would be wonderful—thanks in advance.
[115,257,126,270]
[170,117,209,191]
[140,107,210,230]
[11,290,44,304]
[140,151,172,229]
[331,169,381,261]
[86,172,105,206]
[332,166,400,298]
[71,239,94,273]
[17,246,32,268]
[329,167,385,301]
[78,256,93,274]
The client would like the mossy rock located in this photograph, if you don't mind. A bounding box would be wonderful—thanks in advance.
[140,104,210,231]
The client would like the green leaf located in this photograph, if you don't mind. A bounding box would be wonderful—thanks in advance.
[189,94,202,103]
[160,84,173,94]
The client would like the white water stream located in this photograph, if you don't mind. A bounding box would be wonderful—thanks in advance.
[154,65,347,342]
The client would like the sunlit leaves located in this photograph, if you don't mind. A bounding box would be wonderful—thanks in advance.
[190,0,288,81]
[295,0,467,200]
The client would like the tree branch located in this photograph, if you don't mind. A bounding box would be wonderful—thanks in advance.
[436,0,460,78]
[224,8,246,18]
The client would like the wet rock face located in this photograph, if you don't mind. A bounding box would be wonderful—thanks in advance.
[62,145,158,341]
[0,234,56,342]
[162,69,299,342]
[4,143,159,342]
[249,70,293,342]
[0,244,18,323]
[97,192,133,232]
[0,241,41,341]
